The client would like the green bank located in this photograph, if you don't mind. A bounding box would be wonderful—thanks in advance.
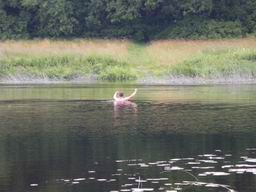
[1,40,256,82]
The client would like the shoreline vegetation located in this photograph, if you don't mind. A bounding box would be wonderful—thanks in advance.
[1,38,256,84]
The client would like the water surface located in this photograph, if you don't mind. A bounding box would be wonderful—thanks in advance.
[0,84,256,192]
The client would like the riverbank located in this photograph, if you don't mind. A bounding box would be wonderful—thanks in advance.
[1,38,256,84]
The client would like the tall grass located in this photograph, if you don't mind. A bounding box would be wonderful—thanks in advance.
[0,54,137,80]
[0,39,139,81]
[0,39,129,58]
[169,48,256,78]
[1,38,256,82]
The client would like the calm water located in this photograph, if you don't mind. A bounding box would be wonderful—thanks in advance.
[0,84,256,192]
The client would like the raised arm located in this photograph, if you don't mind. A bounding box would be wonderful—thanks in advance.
[113,91,119,100]
[124,89,137,101]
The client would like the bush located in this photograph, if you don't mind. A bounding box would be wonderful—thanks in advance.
[156,17,243,40]
[0,10,29,39]
[90,23,155,42]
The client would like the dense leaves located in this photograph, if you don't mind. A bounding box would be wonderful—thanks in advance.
[0,0,256,40]
[156,17,243,39]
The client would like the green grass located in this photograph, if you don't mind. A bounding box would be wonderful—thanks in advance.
[0,54,138,81]
[169,49,256,78]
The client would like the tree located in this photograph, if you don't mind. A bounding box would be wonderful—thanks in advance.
[35,0,78,37]
[0,0,255,40]
[0,0,29,39]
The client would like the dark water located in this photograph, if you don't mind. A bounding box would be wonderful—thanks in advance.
[0,84,256,192]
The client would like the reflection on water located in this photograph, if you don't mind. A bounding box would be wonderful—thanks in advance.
[0,85,255,192]
[114,101,137,128]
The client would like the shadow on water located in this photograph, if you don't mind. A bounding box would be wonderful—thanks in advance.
[0,84,255,191]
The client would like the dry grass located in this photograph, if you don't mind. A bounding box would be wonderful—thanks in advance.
[1,38,256,65]
[146,38,256,66]
[0,39,130,59]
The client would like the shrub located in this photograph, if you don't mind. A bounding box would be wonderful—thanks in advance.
[156,17,243,40]
[0,10,29,39]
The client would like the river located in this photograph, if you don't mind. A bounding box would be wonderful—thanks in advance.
[0,84,255,192]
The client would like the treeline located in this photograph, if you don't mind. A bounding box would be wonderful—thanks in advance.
[0,0,256,41]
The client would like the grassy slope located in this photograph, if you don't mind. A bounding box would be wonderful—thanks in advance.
[0,38,256,81]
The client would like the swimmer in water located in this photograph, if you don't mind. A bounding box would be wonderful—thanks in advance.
[113,89,138,127]
[113,88,137,102]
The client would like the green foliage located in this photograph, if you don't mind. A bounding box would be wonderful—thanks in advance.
[240,0,256,34]
[0,10,29,39]
[156,17,243,39]
[35,0,78,37]
[0,0,256,40]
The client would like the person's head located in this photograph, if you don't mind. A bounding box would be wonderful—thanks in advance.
[118,92,124,97]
